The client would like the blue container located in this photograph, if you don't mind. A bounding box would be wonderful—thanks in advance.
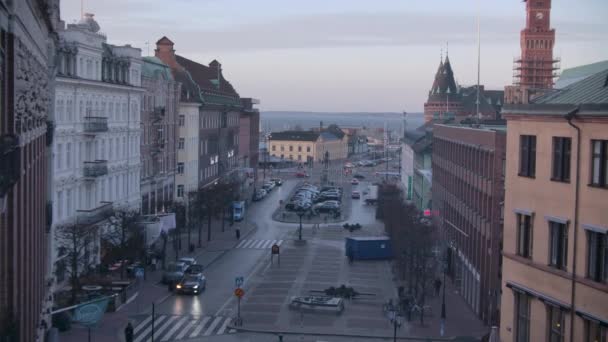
[345,236,393,260]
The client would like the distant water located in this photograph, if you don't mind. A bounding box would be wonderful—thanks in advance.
[261,111,424,133]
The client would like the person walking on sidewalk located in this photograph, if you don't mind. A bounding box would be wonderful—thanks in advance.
[434,277,442,296]
[124,322,134,342]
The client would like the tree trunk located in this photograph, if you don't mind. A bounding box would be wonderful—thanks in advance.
[161,235,167,269]
[188,223,192,250]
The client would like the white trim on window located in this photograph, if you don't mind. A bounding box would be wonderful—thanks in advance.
[582,223,608,234]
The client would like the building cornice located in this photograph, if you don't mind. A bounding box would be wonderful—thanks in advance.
[57,76,145,92]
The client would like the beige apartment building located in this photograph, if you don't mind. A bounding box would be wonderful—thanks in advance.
[500,70,608,342]
[268,130,347,164]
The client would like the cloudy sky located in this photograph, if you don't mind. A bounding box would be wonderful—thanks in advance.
[61,0,608,112]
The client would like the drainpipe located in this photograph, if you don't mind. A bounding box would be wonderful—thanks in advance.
[565,106,580,342]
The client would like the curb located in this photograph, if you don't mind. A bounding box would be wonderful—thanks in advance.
[226,325,463,341]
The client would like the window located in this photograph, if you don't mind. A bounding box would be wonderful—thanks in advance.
[280,145,284,152]
[519,135,536,177]
[272,145,276,151]
[177,163,184,174]
[516,214,533,258]
[585,319,607,342]
[514,292,530,342]
[587,230,607,283]
[178,115,185,127]
[547,305,564,342]
[289,145,293,152]
[298,146,302,152]
[552,137,571,182]
[591,140,608,187]
[177,185,184,198]
[56,144,63,170]
[307,146,311,152]
[178,138,185,150]
[549,221,568,270]
[66,143,72,168]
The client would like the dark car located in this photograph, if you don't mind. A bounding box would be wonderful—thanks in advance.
[271,178,283,186]
[162,262,188,284]
[185,264,204,275]
[175,274,206,295]
[353,174,365,179]
[314,201,341,213]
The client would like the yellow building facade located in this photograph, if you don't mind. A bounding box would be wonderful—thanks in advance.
[268,130,347,163]
[499,71,608,342]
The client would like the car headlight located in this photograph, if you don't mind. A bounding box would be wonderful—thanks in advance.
[193,285,199,289]
[176,284,182,289]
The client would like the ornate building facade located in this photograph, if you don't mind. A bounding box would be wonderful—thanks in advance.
[50,13,143,291]
[0,1,60,341]
[141,57,181,215]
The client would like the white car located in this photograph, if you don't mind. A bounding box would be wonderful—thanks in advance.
[178,257,196,267]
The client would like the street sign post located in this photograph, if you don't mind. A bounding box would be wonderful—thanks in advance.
[271,244,280,266]
[234,276,244,288]
[234,288,244,326]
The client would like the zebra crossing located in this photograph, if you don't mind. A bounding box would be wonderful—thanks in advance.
[235,239,283,249]
[132,314,233,342]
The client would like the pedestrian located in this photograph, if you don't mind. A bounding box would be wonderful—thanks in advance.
[434,277,442,296]
[124,322,134,342]
[236,228,241,240]
[348,254,353,264]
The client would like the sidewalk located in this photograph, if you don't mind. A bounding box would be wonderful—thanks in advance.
[58,218,257,342]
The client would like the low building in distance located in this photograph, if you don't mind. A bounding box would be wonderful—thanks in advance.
[499,68,608,341]
[432,121,507,325]
[268,127,348,165]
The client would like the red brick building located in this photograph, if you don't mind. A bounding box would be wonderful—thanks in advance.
[0,1,59,341]
[239,98,261,168]
[424,56,504,123]
[505,0,559,104]
[432,123,506,325]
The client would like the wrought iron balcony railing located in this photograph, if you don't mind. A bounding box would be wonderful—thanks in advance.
[83,160,108,178]
[83,116,109,133]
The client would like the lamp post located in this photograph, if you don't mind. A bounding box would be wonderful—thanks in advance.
[388,303,403,342]
[296,209,305,241]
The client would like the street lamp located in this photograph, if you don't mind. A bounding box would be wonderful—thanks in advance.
[296,209,305,241]
[387,303,403,342]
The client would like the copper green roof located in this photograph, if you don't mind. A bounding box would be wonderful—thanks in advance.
[142,56,173,81]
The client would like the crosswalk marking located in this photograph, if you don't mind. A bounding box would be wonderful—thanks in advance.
[152,315,179,340]
[204,316,223,336]
[189,316,211,338]
[217,317,232,335]
[133,315,153,334]
[236,239,283,249]
[133,314,232,341]
[161,316,189,341]
[134,315,167,342]
[175,320,197,340]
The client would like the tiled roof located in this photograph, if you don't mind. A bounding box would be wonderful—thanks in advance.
[555,60,608,89]
[533,69,608,105]
[428,56,461,103]
[320,131,340,141]
[175,55,240,105]
[269,131,320,142]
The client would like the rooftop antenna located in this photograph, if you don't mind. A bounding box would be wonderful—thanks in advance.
[145,41,150,56]
[476,0,482,121]
[81,0,84,17]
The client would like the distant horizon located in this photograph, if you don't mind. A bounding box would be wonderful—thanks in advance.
[262,110,423,115]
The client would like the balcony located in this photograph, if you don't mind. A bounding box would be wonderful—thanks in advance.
[151,107,165,123]
[83,160,108,178]
[83,116,109,133]
[76,201,113,226]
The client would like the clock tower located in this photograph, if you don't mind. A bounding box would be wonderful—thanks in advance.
[513,0,559,89]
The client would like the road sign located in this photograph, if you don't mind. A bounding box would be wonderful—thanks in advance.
[234,288,245,298]
[134,267,145,279]
[271,244,280,255]
[234,276,244,288]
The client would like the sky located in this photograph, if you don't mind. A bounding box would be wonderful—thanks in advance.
[61,0,608,112]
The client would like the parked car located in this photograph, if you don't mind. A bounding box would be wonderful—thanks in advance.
[353,174,365,179]
[253,189,267,201]
[314,201,341,213]
[351,178,359,185]
[352,191,361,199]
[175,273,206,295]
[271,178,283,186]
[295,172,309,178]
[344,162,354,168]
[185,264,204,275]
[178,257,196,267]
[162,262,188,284]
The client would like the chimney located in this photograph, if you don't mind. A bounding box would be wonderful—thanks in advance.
[155,36,179,70]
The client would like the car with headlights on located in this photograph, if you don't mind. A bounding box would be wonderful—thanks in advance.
[175,273,206,295]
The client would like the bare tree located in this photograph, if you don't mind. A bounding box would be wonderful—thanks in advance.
[103,208,143,279]
[55,222,97,304]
